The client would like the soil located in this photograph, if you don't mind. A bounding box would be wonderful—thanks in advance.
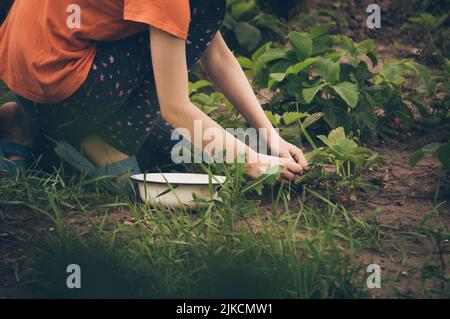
[356,137,449,298]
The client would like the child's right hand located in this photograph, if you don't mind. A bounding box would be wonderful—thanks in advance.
[245,153,304,183]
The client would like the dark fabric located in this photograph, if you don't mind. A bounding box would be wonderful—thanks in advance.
[0,0,14,26]
[15,0,226,171]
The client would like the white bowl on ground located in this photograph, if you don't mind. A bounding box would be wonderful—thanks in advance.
[131,173,226,208]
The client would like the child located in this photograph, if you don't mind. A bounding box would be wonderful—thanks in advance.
[0,0,307,186]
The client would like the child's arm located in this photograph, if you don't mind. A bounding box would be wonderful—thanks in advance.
[149,27,303,181]
[200,33,308,169]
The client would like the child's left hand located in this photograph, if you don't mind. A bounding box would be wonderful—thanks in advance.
[273,139,308,172]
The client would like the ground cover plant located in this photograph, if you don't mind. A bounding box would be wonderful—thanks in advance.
[0,0,449,299]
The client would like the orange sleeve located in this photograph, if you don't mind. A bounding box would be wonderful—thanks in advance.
[123,0,190,40]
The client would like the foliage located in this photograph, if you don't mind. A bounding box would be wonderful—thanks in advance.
[222,0,286,54]
[239,24,443,140]
[410,140,450,198]
[410,140,450,172]
[402,12,450,66]
[264,109,323,147]
[300,127,383,200]
[189,80,245,129]
[412,0,450,13]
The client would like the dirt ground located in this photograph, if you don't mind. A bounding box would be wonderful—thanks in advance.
[357,136,450,298]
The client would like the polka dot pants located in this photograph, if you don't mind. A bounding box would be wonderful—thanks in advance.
[16,0,226,170]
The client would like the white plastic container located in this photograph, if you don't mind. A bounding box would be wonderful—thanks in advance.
[131,173,226,208]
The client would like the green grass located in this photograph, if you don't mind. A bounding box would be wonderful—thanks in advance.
[0,81,13,105]
[0,163,393,299]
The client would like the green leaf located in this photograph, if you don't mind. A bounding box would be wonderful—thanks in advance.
[331,35,356,54]
[332,82,360,108]
[237,56,254,70]
[357,39,379,65]
[190,93,214,105]
[380,61,407,85]
[323,104,351,130]
[327,127,346,146]
[302,83,327,104]
[288,31,313,61]
[309,23,334,39]
[252,13,285,36]
[189,80,213,95]
[409,149,425,166]
[282,112,307,126]
[408,13,448,30]
[403,61,433,95]
[254,48,289,75]
[334,138,358,154]
[264,111,281,126]
[437,143,450,171]
[314,58,340,83]
[251,42,272,62]
[242,165,281,195]
[231,1,256,20]
[234,22,261,51]
[255,48,288,65]
[329,127,346,143]
[303,112,324,129]
[409,142,442,166]
[269,73,286,83]
[285,57,319,76]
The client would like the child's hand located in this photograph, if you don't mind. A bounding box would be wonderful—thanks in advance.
[272,139,308,171]
[245,153,304,183]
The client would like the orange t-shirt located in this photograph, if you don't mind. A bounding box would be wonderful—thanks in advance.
[0,0,191,103]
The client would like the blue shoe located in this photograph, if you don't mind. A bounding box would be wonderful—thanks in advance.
[0,140,32,176]
[54,141,140,194]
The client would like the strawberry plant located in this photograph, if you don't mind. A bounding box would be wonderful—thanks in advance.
[300,127,383,201]
[264,110,323,147]
[402,12,449,66]
[375,58,450,138]
[239,24,438,140]
[189,80,245,129]
[238,25,381,139]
